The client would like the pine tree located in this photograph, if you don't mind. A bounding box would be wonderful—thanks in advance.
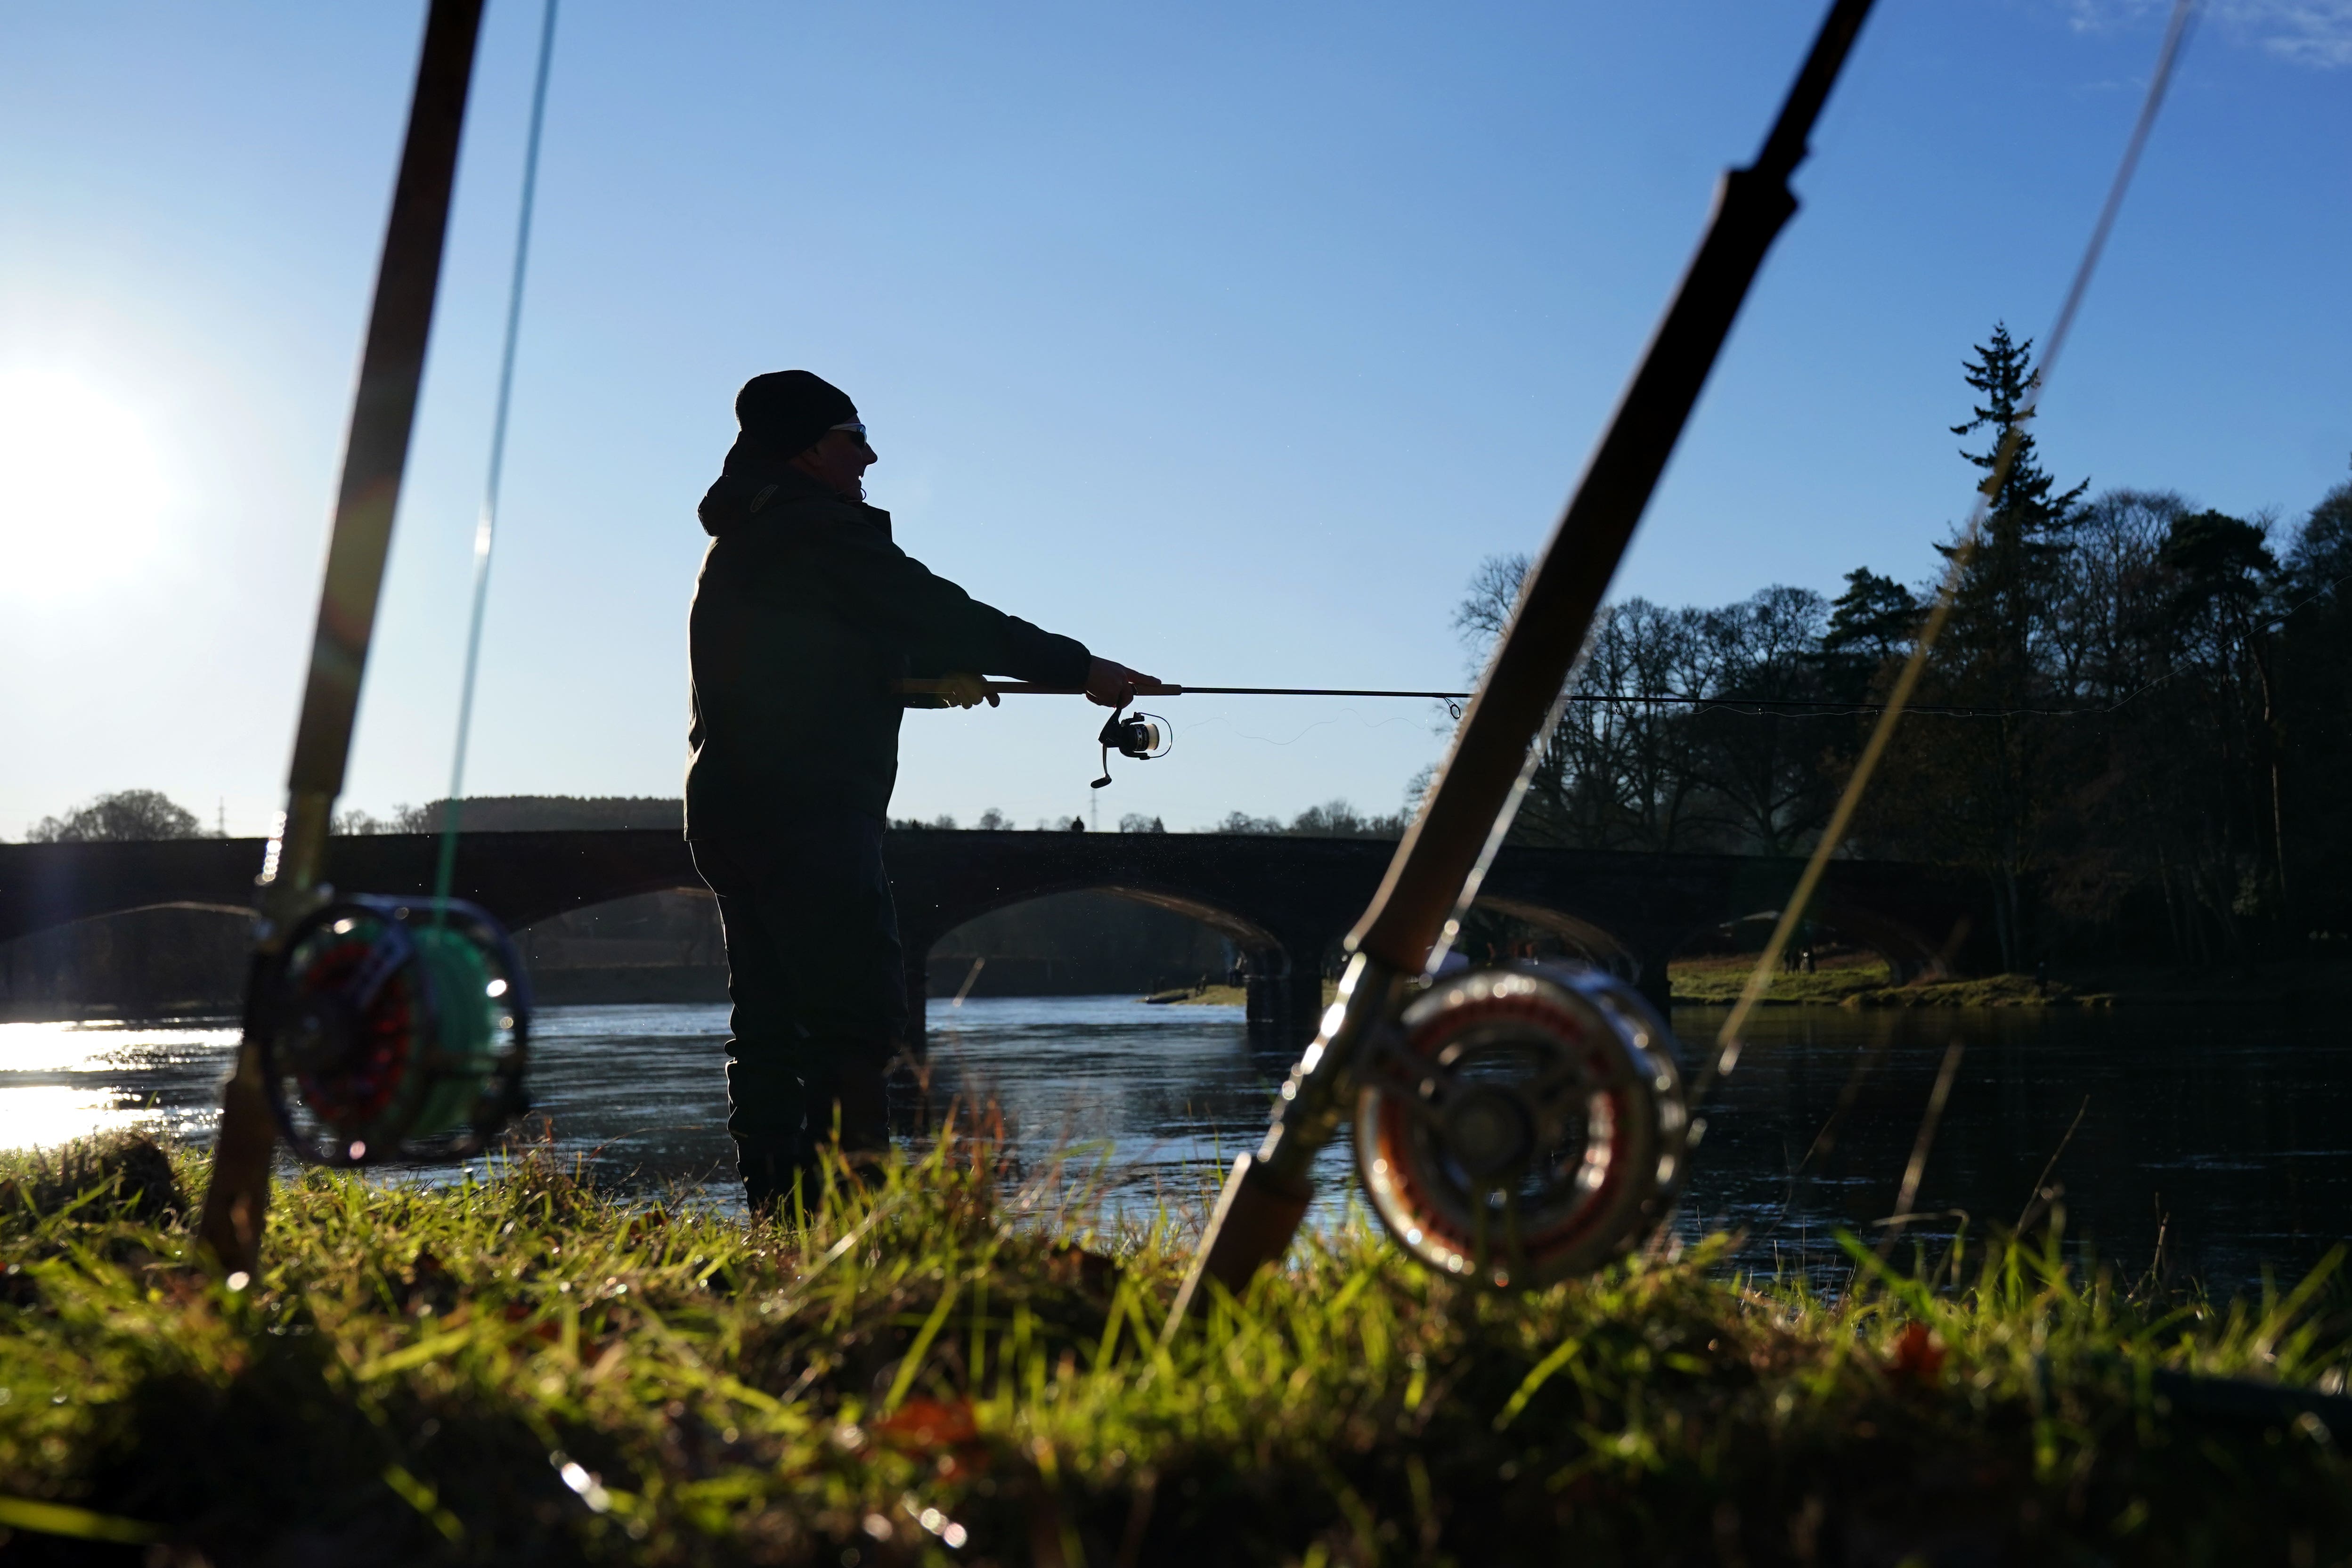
[1941,324,2087,704]
[1869,326,2091,968]
[1818,567,1918,700]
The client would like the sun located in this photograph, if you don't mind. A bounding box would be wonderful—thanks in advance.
[0,367,168,593]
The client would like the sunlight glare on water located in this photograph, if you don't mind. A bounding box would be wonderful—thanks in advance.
[0,1019,238,1150]
[0,1087,150,1153]
[0,1019,238,1074]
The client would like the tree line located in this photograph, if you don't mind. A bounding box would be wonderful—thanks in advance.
[1461,324,2352,970]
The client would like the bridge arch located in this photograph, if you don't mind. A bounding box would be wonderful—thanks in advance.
[912,878,1281,951]
[1662,899,1951,998]
[0,901,255,1017]
[510,886,727,1006]
[901,875,1311,1041]
[1469,896,1643,977]
[1803,900,1951,982]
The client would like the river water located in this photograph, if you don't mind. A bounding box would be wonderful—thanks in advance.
[2,996,2345,1293]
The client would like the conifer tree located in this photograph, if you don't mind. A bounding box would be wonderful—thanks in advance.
[1818,567,1918,699]
[1871,326,2091,968]
[1941,323,2087,703]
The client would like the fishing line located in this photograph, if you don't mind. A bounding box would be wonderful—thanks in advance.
[1696,0,2199,1105]
[1181,708,1435,747]
[431,0,561,911]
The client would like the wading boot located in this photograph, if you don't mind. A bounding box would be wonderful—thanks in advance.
[734,1136,816,1222]
[807,1054,895,1187]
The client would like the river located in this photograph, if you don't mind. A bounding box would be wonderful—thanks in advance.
[2,995,2344,1293]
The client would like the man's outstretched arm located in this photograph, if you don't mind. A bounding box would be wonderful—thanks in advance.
[928,658,1152,710]
[815,522,1155,704]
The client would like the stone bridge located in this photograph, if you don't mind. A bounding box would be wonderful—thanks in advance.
[0,831,1993,1043]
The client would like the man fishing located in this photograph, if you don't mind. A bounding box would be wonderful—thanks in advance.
[687,369,1152,1213]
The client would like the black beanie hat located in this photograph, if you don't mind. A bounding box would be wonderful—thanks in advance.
[734,370,858,458]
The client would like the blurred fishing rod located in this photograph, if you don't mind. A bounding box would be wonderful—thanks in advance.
[197,0,547,1276]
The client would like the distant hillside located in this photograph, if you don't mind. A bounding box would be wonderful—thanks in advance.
[346,796,684,834]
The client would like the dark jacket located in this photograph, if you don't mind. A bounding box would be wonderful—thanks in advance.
[687,461,1091,837]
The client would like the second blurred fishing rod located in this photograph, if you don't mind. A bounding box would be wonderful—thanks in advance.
[1161,0,1880,1333]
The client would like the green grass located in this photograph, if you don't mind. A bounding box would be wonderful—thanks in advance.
[1668,955,1895,1005]
[1841,974,2118,1008]
[1,1130,2348,1564]
[1669,959,2125,1009]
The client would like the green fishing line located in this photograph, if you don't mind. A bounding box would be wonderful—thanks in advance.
[432,0,561,914]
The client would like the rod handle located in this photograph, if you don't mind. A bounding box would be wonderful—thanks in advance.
[1162,1152,1314,1341]
[894,678,1182,699]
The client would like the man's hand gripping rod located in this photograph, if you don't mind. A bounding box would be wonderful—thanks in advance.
[1160,0,1878,1336]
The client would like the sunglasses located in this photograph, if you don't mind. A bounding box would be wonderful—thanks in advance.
[830,421,870,444]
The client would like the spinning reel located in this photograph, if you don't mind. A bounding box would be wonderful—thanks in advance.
[259,895,531,1166]
[1091,707,1173,789]
[1354,964,1687,1288]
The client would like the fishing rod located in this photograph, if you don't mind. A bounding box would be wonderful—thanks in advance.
[198,0,545,1277]
[899,679,1471,783]
[904,658,2157,790]
[899,677,2161,718]
[1164,0,1881,1333]
[902,680,1470,701]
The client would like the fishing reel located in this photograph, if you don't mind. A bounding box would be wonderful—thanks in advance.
[259,895,531,1166]
[1354,963,1687,1289]
[1091,707,1173,789]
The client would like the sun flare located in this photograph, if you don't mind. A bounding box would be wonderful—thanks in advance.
[0,367,168,593]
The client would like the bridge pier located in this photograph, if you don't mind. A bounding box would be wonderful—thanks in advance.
[903,951,931,1052]
[1242,968,1298,1044]
[1242,921,1336,1049]
[1633,950,1676,1017]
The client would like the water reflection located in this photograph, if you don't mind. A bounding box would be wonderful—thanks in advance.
[1685,1005,2352,1290]
[2,999,2344,1294]
[922,996,1337,1217]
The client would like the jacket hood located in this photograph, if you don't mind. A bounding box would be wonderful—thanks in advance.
[697,438,842,537]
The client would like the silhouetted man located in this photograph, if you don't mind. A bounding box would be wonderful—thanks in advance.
[688,370,1150,1212]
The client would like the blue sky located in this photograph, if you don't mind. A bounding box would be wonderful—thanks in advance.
[2,1,2346,840]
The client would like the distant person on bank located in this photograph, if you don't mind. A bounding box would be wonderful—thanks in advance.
[687,370,1152,1213]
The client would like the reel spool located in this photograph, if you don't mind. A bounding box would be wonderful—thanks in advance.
[260,895,531,1166]
[1091,707,1174,789]
[1355,963,1686,1288]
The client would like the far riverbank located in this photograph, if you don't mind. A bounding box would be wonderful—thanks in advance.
[1153,954,2352,1009]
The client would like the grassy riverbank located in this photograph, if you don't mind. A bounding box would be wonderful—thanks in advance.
[2,1132,2347,1564]
[1164,959,2100,1010]
[1667,953,1894,1006]
[1840,975,2116,1008]
[1164,955,2328,1011]
[1673,959,2119,1009]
